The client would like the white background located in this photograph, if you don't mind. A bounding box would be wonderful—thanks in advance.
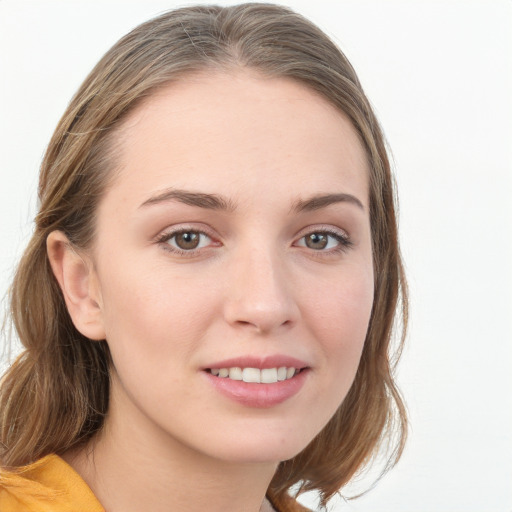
[1,1,511,510]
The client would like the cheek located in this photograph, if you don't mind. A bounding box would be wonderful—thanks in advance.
[305,266,374,381]
[97,260,216,368]
[309,262,373,332]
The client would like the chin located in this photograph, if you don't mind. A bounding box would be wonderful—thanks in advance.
[195,425,318,465]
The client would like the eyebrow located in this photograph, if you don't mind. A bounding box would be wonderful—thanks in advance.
[139,188,235,211]
[139,188,364,213]
[291,193,365,212]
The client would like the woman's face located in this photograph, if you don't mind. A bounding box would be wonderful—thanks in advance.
[87,71,374,463]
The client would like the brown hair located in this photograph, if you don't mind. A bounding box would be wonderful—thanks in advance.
[0,3,407,505]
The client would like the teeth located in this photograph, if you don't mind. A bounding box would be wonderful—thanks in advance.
[209,366,300,383]
[228,367,243,380]
[261,368,278,384]
[242,367,260,383]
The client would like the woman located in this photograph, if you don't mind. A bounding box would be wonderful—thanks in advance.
[0,4,407,511]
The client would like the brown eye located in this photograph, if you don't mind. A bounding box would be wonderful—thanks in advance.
[305,233,328,249]
[164,231,212,252]
[295,230,350,252]
[175,232,200,250]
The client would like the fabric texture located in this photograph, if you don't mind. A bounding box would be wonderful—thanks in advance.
[0,454,311,512]
[0,454,104,512]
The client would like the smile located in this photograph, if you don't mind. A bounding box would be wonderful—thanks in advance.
[208,367,298,383]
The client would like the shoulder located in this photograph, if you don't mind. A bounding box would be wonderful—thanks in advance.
[0,454,104,512]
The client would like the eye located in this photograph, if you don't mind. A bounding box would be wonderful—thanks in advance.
[159,229,213,253]
[295,230,352,252]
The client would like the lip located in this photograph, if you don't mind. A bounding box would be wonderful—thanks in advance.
[202,355,310,408]
[203,355,309,371]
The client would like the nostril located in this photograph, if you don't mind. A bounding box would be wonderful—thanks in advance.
[223,282,299,333]
[233,317,293,334]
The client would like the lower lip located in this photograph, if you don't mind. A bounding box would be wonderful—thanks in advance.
[204,369,309,408]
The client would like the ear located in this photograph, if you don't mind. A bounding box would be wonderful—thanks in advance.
[47,230,106,341]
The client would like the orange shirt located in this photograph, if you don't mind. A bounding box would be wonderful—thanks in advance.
[0,454,104,512]
[0,454,310,512]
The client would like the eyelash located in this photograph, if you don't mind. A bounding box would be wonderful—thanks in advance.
[294,228,353,254]
[156,227,353,256]
[156,228,217,257]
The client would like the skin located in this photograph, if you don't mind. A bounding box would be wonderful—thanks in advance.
[48,71,374,512]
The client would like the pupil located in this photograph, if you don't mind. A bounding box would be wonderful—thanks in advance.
[176,232,199,250]
[306,233,327,249]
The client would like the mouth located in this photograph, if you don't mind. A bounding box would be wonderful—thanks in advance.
[203,358,310,407]
[206,366,304,384]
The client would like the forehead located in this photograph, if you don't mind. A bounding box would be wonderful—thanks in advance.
[107,70,369,210]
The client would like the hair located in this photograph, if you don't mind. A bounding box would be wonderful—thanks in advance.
[0,3,408,506]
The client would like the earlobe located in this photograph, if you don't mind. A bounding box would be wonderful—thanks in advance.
[46,230,106,341]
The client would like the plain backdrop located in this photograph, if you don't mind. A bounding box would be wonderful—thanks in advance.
[1,1,511,511]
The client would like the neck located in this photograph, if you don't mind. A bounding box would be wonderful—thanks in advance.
[63,378,278,512]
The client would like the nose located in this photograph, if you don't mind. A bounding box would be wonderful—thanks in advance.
[222,246,299,335]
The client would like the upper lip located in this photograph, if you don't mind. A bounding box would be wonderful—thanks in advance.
[203,355,309,370]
